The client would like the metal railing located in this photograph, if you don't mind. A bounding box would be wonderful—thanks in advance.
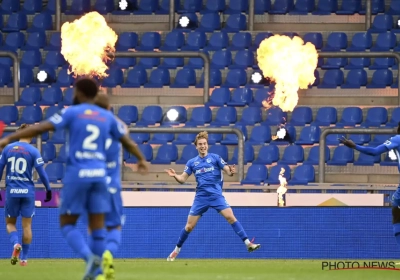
[318,127,397,183]
[0,52,19,103]
[55,0,61,31]
[128,127,245,181]
[114,51,211,103]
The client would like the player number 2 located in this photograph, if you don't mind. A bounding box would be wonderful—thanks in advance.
[8,157,27,174]
[83,124,100,150]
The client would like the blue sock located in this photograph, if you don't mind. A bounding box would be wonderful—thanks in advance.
[9,231,19,246]
[106,229,121,256]
[90,229,107,258]
[231,221,248,242]
[176,228,190,248]
[61,225,92,262]
[21,243,30,260]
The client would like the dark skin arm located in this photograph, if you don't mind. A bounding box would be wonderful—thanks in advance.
[119,134,148,174]
[0,122,54,149]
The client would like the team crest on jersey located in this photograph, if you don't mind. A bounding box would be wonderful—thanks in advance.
[84,109,99,115]
[206,158,211,163]
[12,146,19,150]
[194,162,199,166]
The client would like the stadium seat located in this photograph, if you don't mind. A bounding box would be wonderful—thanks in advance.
[114,57,136,69]
[262,107,287,126]
[255,0,271,14]
[15,88,41,106]
[304,146,330,165]
[187,106,212,126]
[160,31,184,51]
[228,32,252,51]
[370,15,394,33]
[279,145,304,165]
[160,57,184,69]
[55,69,74,87]
[289,165,315,185]
[151,144,178,164]
[43,51,66,68]
[45,0,67,14]
[144,68,170,88]
[359,0,384,14]
[253,145,279,165]
[45,32,61,51]
[45,163,65,183]
[163,106,187,125]
[198,13,221,31]
[22,32,46,50]
[137,105,163,126]
[337,107,363,126]
[241,164,268,185]
[48,130,65,144]
[136,32,161,51]
[222,69,247,88]
[0,66,11,87]
[237,107,262,126]
[347,124,370,144]
[181,31,206,51]
[387,108,400,127]
[303,32,323,49]
[3,12,27,32]
[171,68,196,88]
[27,13,52,33]
[371,134,393,146]
[371,32,396,51]
[138,57,160,69]
[362,107,388,127]
[225,0,249,14]
[117,105,138,125]
[366,69,393,88]
[134,0,157,14]
[221,124,247,145]
[269,0,294,14]
[173,124,197,145]
[370,57,395,69]
[312,0,338,15]
[60,88,73,106]
[94,0,115,14]
[321,58,347,69]
[227,88,253,107]
[265,164,291,185]
[327,146,354,165]
[21,0,43,14]
[209,145,229,162]
[223,14,247,32]
[19,68,34,87]
[321,32,347,51]
[207,126,223,144]
[229,50,255,69]
[347,32,372,51]
[127,144,153,163]
[336,0,361,15]
[201,0,224,13]
[211,50,232,69]
[247,126,271,145]
[204,32,229,51]
[296,125,321,145]
[228,143,255,165]
[158,0,180,14]
[388,0,400,15]
[116,32,138,51]
[249,88,269,107]
[250,32,274,51]
[37,87,63,106]
[53,145,67,163]
[341,69,367,88]
[196,69,222,88]
[318,70,344,88]
[102,68,124,87]
[344,58,371,69]
[0,106,18,124]
[1,32,25,51]
[17,106,42,125]
[44,106,64,120]
[289,107,312,126]
[178,0,201,13]
[176,145,197,164]
[325,123,345,145]
[42,143,56,163]
[65,0,90,15]
[0,0,19,14]
[129,131,150,144]
[121,66,148,87]
[211,107,237,126]
[148,128,175,145]
[289,0,315,15]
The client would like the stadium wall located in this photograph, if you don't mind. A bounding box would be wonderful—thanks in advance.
[0,207,397,259]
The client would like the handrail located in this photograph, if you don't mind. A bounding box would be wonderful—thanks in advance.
[249,0,255,31]
[319,127,397,183]
[114,51,211,103]
[55,0,61,31]
[0,52,19,103]
[169,0,175,31]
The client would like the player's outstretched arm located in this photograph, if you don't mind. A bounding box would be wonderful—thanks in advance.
[119,135,148,175]
[165,168,189,184]
[36,165,52,202]
[339,136,389,156]
[223,164,235,177]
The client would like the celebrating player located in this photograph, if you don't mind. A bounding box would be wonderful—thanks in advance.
[0,124,52,266]
[164,131,260,261]
[0,78,148,280]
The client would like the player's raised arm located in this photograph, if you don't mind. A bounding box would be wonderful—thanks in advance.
[33,150,52,202]
[340,135,392,156]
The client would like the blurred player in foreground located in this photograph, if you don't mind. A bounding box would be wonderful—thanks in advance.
[0,124,52,266]
[0,78,148,280]
[165,131,260,261]
[340,123,400,258]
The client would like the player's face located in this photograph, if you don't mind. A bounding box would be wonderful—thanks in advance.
[196,138,208,156]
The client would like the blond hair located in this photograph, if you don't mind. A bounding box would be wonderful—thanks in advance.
[194,131,208,145]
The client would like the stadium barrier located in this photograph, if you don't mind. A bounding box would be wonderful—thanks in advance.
[114,51,211,103]
[0,51,19,102]
[319,127,397,183]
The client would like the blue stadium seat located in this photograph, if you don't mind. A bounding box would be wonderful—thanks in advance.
[138,57,160,69]
[207,126,223,144]
[45,32,61,51]
[45,163,65,183]
[22,32,46,50]
[255,0,271,14]
[359,0,384,14]
[366,69,393,88]
[325,124,345,145]
[225,0,249,14]
[171,68,196,88]
[201,0,224,13]
[144,68,170,88]
[349,132,371,145]
[19,68,34,87]
[45,0,67,14]
[116,32,138,51]
[134,0,157,14]
[289,165,315,185]
[173,124,197,145]
[387,107,400,127]
[304,146,330,165]
[198,13,221,31]
[370,57,395,69]
[3,12,27,32]
[209,145,229,162]
[228,32,252,51]
[53,145,67,163]
[321,32,347,51]
[1,32,25,51]
[262,107,287,125]
[121,66,147,87]
[0,0,19,14]
[0,106,18,124]
[27,13,52,32]
[181,31,206,51]
[312,0,338,15]
[102,67,124,87]
[158,0,180,14]
[336,0,361,15]
[250,32,274,51]
[269,0,293,14]
[160,31,184,51]
[151,144,178,164]
[388,0,400,15]
[211,50,232,69]
[204,31,229,51]
[228,143,254,165]
[136,32,161,51]
[253,145,279,164]
[241,164,268,185]
[42,143,56,163]
[222,69,247,88]
[185,51,207,68]
[114,57,136,69]
[137,105,163,126]
[44,106,64,120]
[296,125,320,145]
[55,69,74,87]
[327,146,354,165]
[279,145,304,165]
[271,124,298,145]
[347,32,372,51]
[94,0,115,14]
[223,14,247,32]
[249,88,269,107]
[0,66,11,87]
[289,0,315,15]
[289,107,312,126]
[337,107,362,126]
[129,131,150,144]
[160,57,184,69]
[176,145,197,164]
[370,15,394,33]
[126,144,153,163]
[303,32,323,49]
[227,88,253,107]
[265,164,291,185]
[211,107,237,126]
[362,107,388,127]
[187,106,212,126]
[229,50,254,69]
[15,88,41,106]
[237,107,262,125]
[221,124,247,145]
[22,0,43,14]
[43,51,66,68]
[148,128,175,145]
[247,126,271,145]
[122,149,130,162]
[344,57,371,69]
[179,0,201,13]
[17,106,42,125]
[117,105,138,125]
[65,0,90,15]
[36,87,63,106]
[196,68,222,88]
[371,32,396,51]
[318,69,344,88]
[48,129,65,144]
[60,88,73,106]
[321,58,347,69]
[341,69,367,88]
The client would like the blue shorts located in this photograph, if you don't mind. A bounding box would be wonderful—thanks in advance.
[392,186,400,207]
[189,195,230,216]
[5,197,35,218]
[59,181,110,215]
[105,188,124,228]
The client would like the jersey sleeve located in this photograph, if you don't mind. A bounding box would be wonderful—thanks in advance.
[184,160,193,176]
[48,108,72,131]
[216,154,227,169]
[384,136,400,150]
[33,148,44,168]
[110,115,127,140]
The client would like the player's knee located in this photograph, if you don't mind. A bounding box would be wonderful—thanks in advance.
[185,224,195,232]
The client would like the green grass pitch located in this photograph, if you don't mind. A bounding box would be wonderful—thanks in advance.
[1,259,400,280]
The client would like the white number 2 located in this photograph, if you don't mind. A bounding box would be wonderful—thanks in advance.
[83,124,100,150]
[8,157,27,174]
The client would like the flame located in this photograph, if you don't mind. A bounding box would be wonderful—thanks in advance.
[257,35,318,112]
[61,12,118,79]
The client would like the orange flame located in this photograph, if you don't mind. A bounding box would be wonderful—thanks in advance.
[257,35,318,112]
[61,12,118,79]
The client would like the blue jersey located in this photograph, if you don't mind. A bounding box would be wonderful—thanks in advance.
[0,142,44,198]
[184,153,227,197]
[105,135,122,189]
[384,135,400,171]
[48,104,126,183]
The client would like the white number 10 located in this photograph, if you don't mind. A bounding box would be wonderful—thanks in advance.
[83,124,100,150]
[8,157,27,174]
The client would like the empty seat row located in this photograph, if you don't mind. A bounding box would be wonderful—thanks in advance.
[0,12,53,32]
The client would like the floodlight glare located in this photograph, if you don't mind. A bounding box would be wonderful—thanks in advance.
[179,16,190,28]
[167,109,179,121]
[37,70,48,83]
